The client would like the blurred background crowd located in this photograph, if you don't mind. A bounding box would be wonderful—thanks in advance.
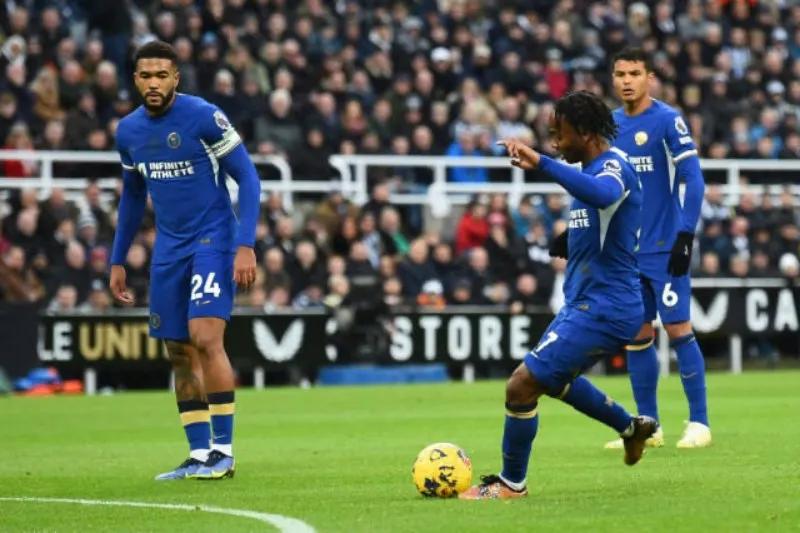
[1,0,800,315]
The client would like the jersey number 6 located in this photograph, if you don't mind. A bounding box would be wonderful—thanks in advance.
[662,282,679,307]
[191,272,222,300]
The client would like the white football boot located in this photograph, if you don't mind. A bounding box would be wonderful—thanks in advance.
[676,421,712,448]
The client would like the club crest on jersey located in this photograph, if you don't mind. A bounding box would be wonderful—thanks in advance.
[214,110,232,131]
[635,131,648,145]
[603,159,622,174]
[167,132,181,149]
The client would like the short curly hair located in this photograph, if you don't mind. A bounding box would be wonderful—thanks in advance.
[553,90,618,141]
[134,40,177,68]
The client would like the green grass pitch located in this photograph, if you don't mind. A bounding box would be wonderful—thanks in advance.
[1,371,799,532]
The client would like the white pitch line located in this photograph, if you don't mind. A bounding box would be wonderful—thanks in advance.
[0,497,318,533]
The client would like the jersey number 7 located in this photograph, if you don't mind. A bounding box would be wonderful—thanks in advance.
[534,332,559,354]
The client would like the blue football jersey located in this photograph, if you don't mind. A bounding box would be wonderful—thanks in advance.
[116,94,242,263]
[612,99,698,255]
[564,147,643,319]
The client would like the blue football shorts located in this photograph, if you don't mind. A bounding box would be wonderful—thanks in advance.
[524,305,642,393]
[638,252,692,325]
[148,250,236,340]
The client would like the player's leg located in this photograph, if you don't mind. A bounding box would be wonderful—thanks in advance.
[460,314,656,500]
[605,270,664,449]
[628,270,662,422]
[661,274,711,448]
[534,315,658,465]
[160,340,211,479]
[458,362,543,500]
[150,259,210,481]
[187,251,237,479]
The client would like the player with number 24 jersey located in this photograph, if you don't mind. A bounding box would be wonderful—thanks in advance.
[110,41,261,482]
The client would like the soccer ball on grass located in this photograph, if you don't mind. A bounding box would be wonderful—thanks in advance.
[412,442,473,498]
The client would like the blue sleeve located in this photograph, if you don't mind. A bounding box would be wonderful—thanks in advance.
[219,144,261,248]
[110,162,147,265]
[677,156,705,233]
[663,110,704,233]
[537,155,624,210]
[197,104,261,248]
[198,105,243,159]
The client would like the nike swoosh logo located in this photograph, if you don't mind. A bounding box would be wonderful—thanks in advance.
[680,372,698,379]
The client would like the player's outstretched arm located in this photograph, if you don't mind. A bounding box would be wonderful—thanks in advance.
[497,139,624,209]
[537,155,624,210]
[219,143,261,287]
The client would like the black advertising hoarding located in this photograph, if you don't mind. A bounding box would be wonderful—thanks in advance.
[33,279,800,374]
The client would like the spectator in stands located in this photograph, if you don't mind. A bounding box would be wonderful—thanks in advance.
[484,212,524,282]
[448,277,478,305]
[0,245,44,302]
[78,280,112,313]
[446,131,488,183]
[263,247,290,294]
[397,238,438,300]
[87,246,109,288]
[379,207,409,256]
[455,199,488,255]
[358,211,396,268]
[288,240,325,299]
[464,246,492,302]
[331,215,358,257]
[2,123,38,178]
[509,274,544,314]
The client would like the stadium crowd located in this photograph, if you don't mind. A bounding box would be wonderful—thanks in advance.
[1,0,800,314]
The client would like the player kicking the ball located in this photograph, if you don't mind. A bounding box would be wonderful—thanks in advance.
[460,91,657,500]
[109,41,261,480]
[602,47,711,450]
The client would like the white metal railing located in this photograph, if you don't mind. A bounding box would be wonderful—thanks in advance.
[1,150,799,210]
[331,155,800,208]
[0,150,295,208]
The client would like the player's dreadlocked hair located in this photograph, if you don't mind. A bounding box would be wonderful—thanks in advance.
[554,91,618,141]
[134,40,178,67]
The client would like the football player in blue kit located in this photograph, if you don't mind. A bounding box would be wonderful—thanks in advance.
[109,41,261,480]
[460,91,657,500]
[602,47,711,450]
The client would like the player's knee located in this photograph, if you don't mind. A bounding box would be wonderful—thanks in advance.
[165,340,192,368]
[505,364,542,406]
[635,323,655,340]
[188,318,226,352]
[664,321,692,339]
[189,325,223,353]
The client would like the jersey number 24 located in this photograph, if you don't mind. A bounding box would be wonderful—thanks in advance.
[191,272,221,301]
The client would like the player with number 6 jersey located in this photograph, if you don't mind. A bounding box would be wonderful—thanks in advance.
[109,41,261,481]
[607,47,711,451]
